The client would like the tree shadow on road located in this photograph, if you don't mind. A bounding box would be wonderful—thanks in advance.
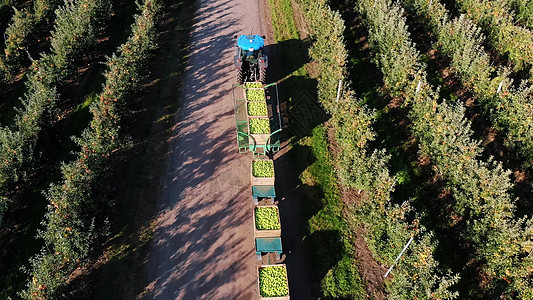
[63,0,254,298]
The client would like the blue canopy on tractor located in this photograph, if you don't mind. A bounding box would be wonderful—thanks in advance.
[237,35,264,51]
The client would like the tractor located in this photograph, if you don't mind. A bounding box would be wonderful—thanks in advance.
[234,34,268,84]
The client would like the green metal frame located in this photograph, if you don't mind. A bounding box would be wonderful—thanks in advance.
[233,96,250,153]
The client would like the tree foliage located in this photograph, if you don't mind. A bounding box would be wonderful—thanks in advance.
[357,0,533,297]
[453,0,533,77]
[508,0,533,29]
[297,1,458,298]
[0,0,113,227]
[401,0,533,169]
[0,0,62,81]
[21,0,161,298]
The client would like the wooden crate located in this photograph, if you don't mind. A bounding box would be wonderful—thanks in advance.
[257,264,290,300]
[251,159,275,186]
[253,205,282,238]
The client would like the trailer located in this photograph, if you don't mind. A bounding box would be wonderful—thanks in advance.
[233,82,282,158]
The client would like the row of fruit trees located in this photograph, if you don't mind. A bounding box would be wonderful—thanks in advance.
[17,0,162,297]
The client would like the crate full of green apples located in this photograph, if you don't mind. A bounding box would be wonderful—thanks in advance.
[254,205,281,238]
[257,264,290,299]
[247,101,268,117]
[244,82,266,102]
[248,117,271,135]
[251,159,275,186]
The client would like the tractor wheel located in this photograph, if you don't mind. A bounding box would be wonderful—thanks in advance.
[259,68,266,84]
[237,68,244,84]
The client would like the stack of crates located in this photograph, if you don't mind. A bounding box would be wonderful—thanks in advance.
[251,158,289,299]
[234,82,289,298]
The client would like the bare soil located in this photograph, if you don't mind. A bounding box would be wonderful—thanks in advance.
[354,228,387,300]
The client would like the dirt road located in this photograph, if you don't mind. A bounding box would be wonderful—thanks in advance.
[142,0,267,298]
